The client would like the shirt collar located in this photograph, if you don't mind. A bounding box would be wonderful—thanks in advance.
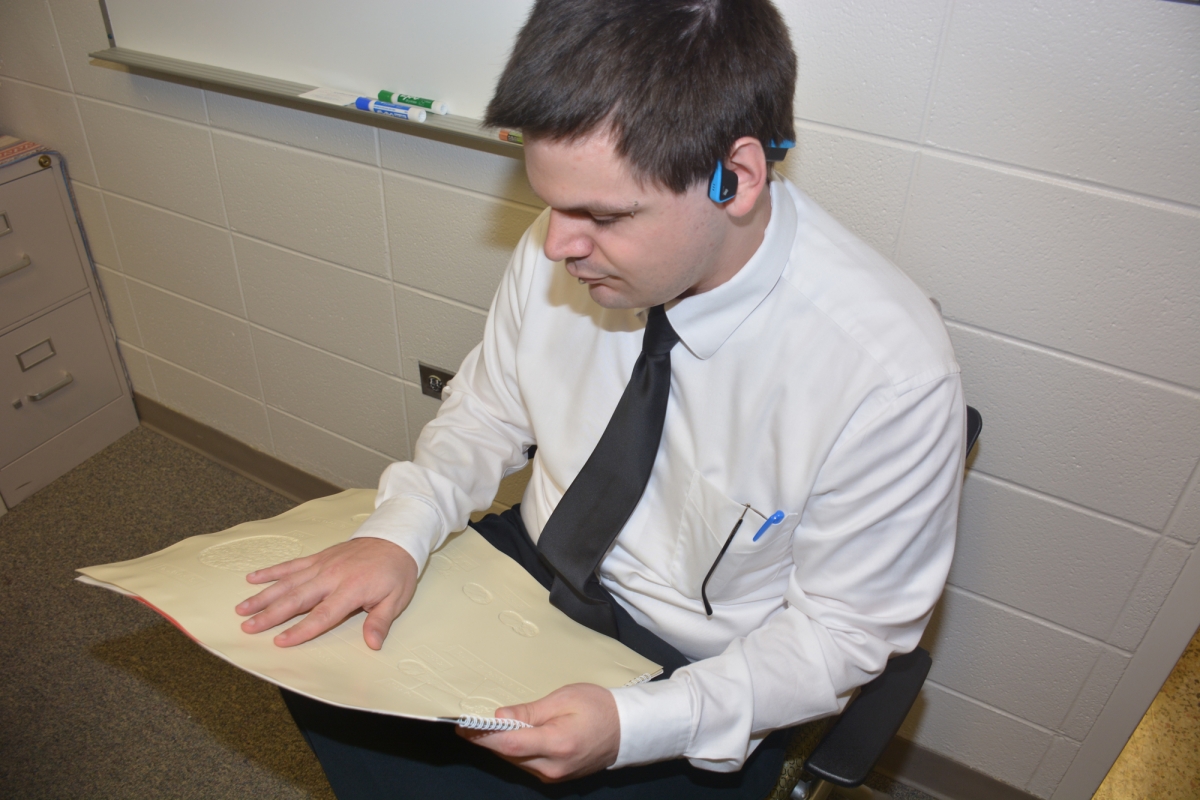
[664,178,798,360]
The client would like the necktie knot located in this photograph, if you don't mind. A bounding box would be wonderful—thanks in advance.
[643,305,680,357]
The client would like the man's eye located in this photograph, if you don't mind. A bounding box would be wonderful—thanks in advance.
[590,216,620,227]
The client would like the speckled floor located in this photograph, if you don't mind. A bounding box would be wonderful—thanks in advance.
[1093,628,1200,800]
[0,426,331,799]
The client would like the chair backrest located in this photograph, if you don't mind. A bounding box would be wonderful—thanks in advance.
[966,405,982,456]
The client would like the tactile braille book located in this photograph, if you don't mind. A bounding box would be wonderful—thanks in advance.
[77,490,660,722]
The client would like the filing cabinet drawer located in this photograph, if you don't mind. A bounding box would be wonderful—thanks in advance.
[0,167,89,330]
[0,294,122,466]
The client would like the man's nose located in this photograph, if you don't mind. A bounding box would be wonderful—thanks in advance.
[543,210,593,262]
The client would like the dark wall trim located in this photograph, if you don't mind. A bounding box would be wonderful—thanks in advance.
[133,393,340,504]
[878,737,1041,800]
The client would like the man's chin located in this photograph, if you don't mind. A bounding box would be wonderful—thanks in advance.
[585,283,640,310]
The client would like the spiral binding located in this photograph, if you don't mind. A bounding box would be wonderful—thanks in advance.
[440,714,532,731]
[624,671,657,687]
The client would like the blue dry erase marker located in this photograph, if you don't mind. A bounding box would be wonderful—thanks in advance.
[752,511,785,542]
[354,97,427,122]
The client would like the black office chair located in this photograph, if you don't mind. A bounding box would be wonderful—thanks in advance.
[768,405,982,800]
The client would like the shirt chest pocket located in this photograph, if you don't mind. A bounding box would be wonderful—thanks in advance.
[669,471,800,607]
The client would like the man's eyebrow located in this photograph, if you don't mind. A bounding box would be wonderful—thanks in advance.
[558,203,640,216]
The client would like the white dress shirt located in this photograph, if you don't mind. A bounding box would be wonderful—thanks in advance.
[353,177,964,772]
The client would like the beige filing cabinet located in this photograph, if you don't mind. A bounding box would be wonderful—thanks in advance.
[0,142,137,509]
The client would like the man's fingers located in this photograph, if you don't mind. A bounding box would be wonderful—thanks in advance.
[271,592,359,646]
[234,538,419,649]
[361,591,409,650]
[238,574,330,634]
[245,554,316,585]
[235,565,318,616]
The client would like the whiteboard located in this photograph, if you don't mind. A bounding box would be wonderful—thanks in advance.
[103,0,536,121]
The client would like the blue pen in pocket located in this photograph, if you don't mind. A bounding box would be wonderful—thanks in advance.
[752,511,785,542]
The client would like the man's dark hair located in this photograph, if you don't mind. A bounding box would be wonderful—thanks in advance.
[484,0,797,194]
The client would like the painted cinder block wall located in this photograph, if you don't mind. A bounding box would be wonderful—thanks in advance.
[1,1,1197,797]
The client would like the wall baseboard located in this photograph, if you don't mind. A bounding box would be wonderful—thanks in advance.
[877,737,1040,800]
[133,393,340,504]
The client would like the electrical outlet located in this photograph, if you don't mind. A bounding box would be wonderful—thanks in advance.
[418,362,456,400]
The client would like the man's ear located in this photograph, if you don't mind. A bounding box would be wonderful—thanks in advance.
[721,137,770,218]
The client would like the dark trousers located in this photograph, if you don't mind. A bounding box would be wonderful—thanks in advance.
[282,506,787,799]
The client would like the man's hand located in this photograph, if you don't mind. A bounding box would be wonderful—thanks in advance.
[460,683,620,782]
[235,538,418,650]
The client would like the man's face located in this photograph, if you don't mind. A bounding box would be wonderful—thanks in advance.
[524,132,729,309]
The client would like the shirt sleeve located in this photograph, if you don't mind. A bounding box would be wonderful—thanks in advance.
[350,215,545,572]
[610,373,965,770]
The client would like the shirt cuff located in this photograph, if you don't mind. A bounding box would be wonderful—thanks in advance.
[349,494,443,574]
[608,678,694,769]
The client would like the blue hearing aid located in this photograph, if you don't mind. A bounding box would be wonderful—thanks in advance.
[708,161,738,203]
[708,139,796,204]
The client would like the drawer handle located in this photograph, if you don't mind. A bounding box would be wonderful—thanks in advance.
[1,253,32,279]
[28,372,74,402]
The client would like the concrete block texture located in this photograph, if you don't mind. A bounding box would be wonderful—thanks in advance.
[384,172,541,309]
[779,126,916,258]
[1027,737,1083,800]
[782,0,950,142]
[47,0,208,123]
[212,132,387,277]
[267,407,393,490]
[379,130,542,208]
[0,79,96,184]
[922,587,1104,730]
[949,323,1200,531]
[206,89,378,166]
[0,1,72,91]
[900,681,1052,791]
[146,354,273,454]
[115,342,155,399]
[1165,466,1200,545]
[925,0,1200,206]
[125,280,260,399]
[951,472,1157,640]
[94,267,141,346]
[899,155,1200,390]
[252,330,408,461]
[78,99,223,224]
[1104,537,1193,651]
[393,286,487,384]
[71,181,119,268]
[105,193,244,315]
[1060,648,1131,742]
[235,235,400,375]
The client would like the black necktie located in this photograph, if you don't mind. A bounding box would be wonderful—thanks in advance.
[536,305,680,637]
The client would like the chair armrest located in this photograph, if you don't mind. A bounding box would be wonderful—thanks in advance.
[802,647,932,788]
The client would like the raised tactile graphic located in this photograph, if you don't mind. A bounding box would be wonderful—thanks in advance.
[198,535,303,572]
[499,610,540,637]
[463,583,494,604]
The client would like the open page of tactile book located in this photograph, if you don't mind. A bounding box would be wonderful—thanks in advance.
[77,489,661,720]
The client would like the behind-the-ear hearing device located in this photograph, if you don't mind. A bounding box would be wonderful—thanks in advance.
[708,139,796,204]
[708,161,738,203]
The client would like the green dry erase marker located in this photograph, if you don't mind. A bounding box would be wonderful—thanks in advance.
[377,90,448,115]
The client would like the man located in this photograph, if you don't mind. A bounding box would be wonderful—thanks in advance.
[236,0,964,797]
